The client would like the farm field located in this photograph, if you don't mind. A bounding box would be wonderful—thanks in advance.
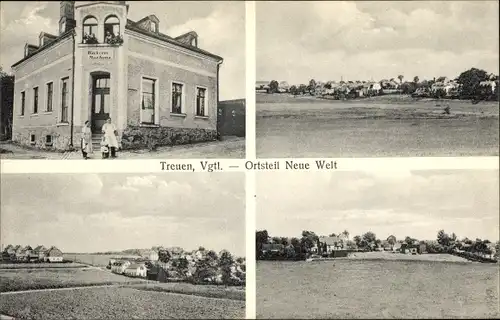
[0,268,145,292]
[0,286,245,319]
[130,282,246,301]
[256,94,499,157]
[257,260,499,319]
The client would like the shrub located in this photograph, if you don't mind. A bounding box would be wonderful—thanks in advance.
[121,126,217,150]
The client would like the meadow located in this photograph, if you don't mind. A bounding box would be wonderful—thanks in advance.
[257,259,500,319]
[0,262,86,269]
[130,282,245,301]
[0,268,145,292]
[0,286,245,319]
[256,94,499,157]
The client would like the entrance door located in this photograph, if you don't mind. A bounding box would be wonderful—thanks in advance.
[91,74,110,133]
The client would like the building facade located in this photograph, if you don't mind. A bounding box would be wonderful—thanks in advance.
[11,1,223,151]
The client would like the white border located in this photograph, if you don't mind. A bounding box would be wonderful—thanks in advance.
[245,2,257,319]
[1,158,498,174]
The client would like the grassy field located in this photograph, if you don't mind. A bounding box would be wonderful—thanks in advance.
[0,262,86,269]
[346,251,474,262]
[0,268,145,292]
[256,94,499,157]
[257,260,499,319]
[130,282,245,301]
[0,286,245,319]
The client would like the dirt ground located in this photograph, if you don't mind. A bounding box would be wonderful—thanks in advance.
[0,137,244,160]
[256,94,499,158]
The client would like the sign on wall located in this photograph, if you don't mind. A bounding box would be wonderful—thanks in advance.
[85,49,115,64]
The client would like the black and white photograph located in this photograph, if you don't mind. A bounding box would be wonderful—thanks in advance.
[256,1,499,158]
[0,173,246,319]
[256,170,499,319]
[0,1,245,160]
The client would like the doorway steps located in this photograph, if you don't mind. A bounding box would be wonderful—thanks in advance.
[92,133,103,150]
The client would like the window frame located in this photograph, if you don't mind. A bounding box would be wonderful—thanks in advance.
[20,91,26,116]
[104,15,120,41]
[45,134,53,146]
[82,16,98,43]
[151,22,158,33]
[60,77,70,123]
[170,81,185,115]
[139,76,159,125]
[45,81,54,113]
[195,86,208,117]
[33,87,39,114]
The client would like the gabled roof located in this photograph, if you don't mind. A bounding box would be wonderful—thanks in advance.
[34,245,47,252]
[136,14,160,25]
[12,30,73,68]
[46,246,63,256]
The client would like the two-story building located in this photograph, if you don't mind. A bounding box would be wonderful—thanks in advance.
[11,1,223,151]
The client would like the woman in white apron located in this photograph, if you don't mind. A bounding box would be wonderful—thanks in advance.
[102,118,119,158]
[81,120,93,159]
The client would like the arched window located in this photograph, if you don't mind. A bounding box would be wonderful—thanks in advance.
[104,16,120,42]
[82,16,98,43]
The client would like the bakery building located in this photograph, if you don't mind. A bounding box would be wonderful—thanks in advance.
[11,1,223,150]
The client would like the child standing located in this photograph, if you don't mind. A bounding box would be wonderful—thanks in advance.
[101,136,109,159]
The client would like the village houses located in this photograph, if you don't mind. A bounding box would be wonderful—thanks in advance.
[2,244,63,262]
[11,1,223,151]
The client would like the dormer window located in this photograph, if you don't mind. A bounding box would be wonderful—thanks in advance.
[82,16,98,44]
[151,22,158,33]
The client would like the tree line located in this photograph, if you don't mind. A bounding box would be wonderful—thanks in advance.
[256,229,500,262]
[265,67,499,102]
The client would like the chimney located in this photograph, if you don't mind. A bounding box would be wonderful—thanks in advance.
[59,1,76,35]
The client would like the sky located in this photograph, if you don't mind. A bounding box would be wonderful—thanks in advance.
[1,173,245,256]
[257,170,499,242]
[0,1,245,100]
[257,1,500,85]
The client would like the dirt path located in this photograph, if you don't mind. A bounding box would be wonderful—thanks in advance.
[0,284,120,295]
[0,137,244,159]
